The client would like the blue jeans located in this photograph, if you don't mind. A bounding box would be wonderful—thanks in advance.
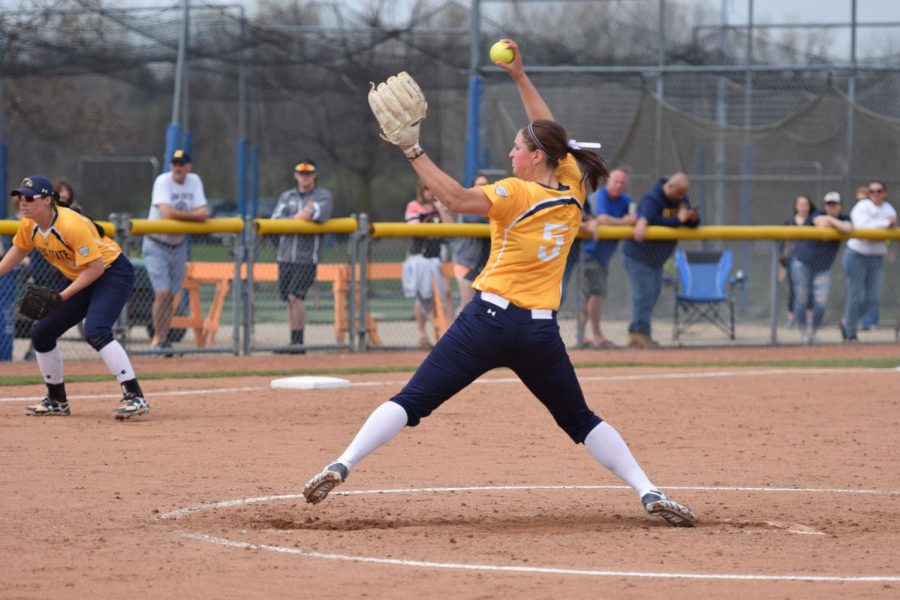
[790,259,831,332]
[841,248,884,337]
[623,254,663,335]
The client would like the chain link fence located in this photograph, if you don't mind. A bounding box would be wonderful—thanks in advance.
[3,216,897,363]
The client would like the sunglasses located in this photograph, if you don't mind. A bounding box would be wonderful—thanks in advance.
[868,188,885,194]
[18,194,44,203]
[295,163,317,173]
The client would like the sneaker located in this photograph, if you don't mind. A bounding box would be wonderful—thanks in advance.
[839,322,858,342]
[641,490,697,527]
[24,397,70,417]
[114,393,150,420]
[628,332,659,348]
[303,462,349,505]
[274,344,306,355]
[152,342,177,358]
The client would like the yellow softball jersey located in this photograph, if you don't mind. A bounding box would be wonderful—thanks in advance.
[473,154,585,310]
[13,207,122,281]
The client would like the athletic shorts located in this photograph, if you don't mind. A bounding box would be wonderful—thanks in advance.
[141,236,188,293]
[278,262,317,301]
[582,260,609,298]
[401,255,445,301]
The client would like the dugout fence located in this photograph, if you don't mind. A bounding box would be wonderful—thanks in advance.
[1,217,898,362]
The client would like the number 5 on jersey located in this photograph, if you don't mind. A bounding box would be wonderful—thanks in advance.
[538,223,568,262]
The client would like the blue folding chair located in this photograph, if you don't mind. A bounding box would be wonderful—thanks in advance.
[672,250,745,341]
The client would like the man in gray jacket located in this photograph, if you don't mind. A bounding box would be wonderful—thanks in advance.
[270,159,334,352]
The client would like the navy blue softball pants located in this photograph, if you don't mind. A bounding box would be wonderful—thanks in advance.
[391,291,603,444]
[32,254,135,353]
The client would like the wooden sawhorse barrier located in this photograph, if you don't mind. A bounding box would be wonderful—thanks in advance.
[165,261,454,348]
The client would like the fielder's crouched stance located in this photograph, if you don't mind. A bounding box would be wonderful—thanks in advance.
[0,175,149,420]
[304,40,696,527]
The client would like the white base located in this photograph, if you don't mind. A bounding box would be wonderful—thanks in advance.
[270,376,351,390]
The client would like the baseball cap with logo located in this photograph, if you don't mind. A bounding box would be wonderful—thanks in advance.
[10,175,55,198]
[823,191,841,204]
[170,149,191,164]
[295,160,317,174]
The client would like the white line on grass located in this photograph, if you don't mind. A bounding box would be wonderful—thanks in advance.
[2,367,896,403]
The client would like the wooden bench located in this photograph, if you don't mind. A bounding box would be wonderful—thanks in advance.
[165,261,454,347]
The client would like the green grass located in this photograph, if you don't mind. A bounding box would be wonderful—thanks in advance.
[0,357,896,387]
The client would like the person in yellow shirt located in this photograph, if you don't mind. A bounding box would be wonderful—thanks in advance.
[302,41,696,527]
[0,175,149,419]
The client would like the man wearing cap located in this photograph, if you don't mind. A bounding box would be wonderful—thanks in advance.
[270,160,334,352]
[789,191,852,344]
[142,149,209,354]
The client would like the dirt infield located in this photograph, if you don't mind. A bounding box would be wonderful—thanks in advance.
[2,345,899,599]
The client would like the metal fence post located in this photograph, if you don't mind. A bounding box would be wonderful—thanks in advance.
[242,215,254,356]
[769,239,779,345]
[232,218,246,356]
[357,213,370,352]
[347,214,358,353]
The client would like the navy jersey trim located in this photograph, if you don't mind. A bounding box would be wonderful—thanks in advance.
[512,195,582,227]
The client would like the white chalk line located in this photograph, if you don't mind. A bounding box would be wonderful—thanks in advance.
[161,483,900,583]
[2,367,896,403]
[177,532,900,583]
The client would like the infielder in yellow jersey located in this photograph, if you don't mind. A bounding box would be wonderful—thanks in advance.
[303,40,697,527]
[0,175,149,420]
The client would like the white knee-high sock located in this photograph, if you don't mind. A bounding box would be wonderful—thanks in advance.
[584,421,656,497]
[35,347,64,384]
[98,341,136,383]
[337,401,409,471]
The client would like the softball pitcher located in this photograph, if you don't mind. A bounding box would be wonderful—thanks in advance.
[303,40,696,526]
[0,175,149,420]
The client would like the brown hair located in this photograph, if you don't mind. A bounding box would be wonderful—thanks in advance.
[519,120,609,190]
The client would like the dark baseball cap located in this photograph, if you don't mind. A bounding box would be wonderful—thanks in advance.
[10,175,55,198]
[170,149,191,164]
[294,160,317,174]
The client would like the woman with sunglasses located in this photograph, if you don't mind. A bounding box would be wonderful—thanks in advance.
[302,40,696,527]
[0,175,149,419]
[840,181,897,341]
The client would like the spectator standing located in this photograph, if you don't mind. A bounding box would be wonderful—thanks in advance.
[779,194,816,329]
[449,173,491,313]
[142,149,209,354]
[789,191,852,344]
[854,186,879,330]
[403,180,452,348]
[270,159,334,353]
[580,168,635,348]
[621,173,700,347]
[841,181,897,341]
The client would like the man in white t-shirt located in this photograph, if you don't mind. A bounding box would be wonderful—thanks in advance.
[840,180,897,341]
[141,149,209,354]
